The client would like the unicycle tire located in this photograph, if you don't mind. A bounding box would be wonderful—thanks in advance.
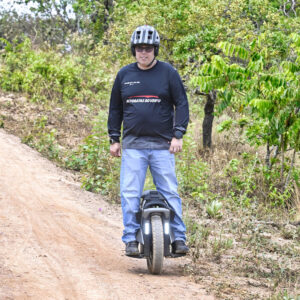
[147,215,164,274]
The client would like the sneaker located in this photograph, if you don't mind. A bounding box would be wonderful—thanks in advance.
[125,241,139,256]
[172,240,189,254]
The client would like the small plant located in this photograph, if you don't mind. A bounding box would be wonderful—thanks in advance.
[184,216,211,262]
[64,110,121,201]
[210,235,234,259]
[226,158,240,174]
[269,290,300,300]
[176,122,209,201]
[34,115,48,129]
[21,134,34,145]
[206,200,223,219]
[280,225,297,240]
[36,129,61,160]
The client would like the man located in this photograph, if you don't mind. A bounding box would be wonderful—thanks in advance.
[108,25,189,256]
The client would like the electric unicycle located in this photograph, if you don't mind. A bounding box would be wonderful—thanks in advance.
[134,190,186,275]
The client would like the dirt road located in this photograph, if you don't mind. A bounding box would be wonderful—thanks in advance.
[0,129,214,300]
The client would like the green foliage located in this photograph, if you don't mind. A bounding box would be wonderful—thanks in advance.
[21,115,62,161]
[217,119,233,132]
[36,129,61,160]
[12,0,79,46]
[0,38,13,52]
[223,154,261,205]
[218,42,250,61]
[269,291,300,300]
[193,30,299,201]
[176,123,209,202]
[184,216,211,261]
[206,200,223,219]
[71,0,114,43]
[210,235,233,258]
[0,38,112,103]
[64,110,120,201]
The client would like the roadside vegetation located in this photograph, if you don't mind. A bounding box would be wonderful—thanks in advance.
[0,1,299,299]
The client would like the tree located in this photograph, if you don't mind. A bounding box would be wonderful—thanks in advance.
[15,0,77,45]
[192,31,299,190]
[73,0,114,41]
[15,0,114,45]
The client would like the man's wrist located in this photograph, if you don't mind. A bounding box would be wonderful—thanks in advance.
[173,130,183,139]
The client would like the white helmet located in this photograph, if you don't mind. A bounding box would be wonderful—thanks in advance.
[130,25,160,56]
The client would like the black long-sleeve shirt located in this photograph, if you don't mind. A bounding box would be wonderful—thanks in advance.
[108,61,189,149]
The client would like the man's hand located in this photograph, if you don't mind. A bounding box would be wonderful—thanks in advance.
[110,143,121,157]
[169,138,183,154]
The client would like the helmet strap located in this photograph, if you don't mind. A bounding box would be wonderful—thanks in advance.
[147,57,156,68]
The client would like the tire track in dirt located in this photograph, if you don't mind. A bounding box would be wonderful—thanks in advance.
[0,129,214,300]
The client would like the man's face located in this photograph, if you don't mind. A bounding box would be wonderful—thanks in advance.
[135,44,155,68]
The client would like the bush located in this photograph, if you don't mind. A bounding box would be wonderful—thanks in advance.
[0,38,112,104]
[64,110,120,202]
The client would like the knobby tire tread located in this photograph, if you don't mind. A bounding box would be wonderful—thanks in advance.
[147,215,164,274]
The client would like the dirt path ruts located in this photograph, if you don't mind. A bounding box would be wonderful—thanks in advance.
[0,129,214,300]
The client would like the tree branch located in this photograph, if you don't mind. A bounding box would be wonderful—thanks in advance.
[291,0,297,16]
[282,0,298,17]
[194,88,208,96]
[265,141,271,169]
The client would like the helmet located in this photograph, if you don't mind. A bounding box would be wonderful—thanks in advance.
[130,25,160,56]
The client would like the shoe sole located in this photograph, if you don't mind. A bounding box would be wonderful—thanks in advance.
[126,252,140,257]
[175,249,189,254]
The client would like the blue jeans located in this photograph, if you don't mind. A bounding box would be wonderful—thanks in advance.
[120,149,186,244]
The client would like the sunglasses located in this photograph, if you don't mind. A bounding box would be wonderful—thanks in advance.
[135,45,154,53]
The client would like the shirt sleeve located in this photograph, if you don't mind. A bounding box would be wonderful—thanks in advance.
[107,73,123,139]
[169,69,189,134]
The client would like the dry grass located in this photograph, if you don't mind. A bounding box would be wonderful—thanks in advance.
[0,91,95,151]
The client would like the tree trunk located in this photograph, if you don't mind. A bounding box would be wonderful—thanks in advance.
[284,149,297,192]
[103,0,114,31]
[266,141,271,170]
[202,90,216,148]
